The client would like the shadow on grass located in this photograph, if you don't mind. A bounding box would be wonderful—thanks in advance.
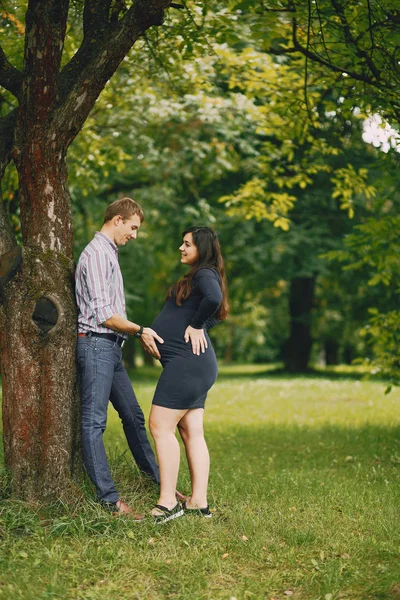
[218,368,366,382]
[1,421,399,507]
[127,363,386,384]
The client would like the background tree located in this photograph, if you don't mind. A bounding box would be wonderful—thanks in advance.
[68,2,400,373]
[223,0,400,123]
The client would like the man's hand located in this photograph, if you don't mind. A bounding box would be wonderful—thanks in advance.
[139,327,164,360]
[184,325,208,356]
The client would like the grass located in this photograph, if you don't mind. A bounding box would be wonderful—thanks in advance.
[0,364,400,600]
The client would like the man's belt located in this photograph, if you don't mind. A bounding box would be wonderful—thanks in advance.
[78,332,125,347]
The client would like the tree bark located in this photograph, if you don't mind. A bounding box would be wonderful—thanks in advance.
[1,246,81,500]
[0,0,80,499]
[284,276,316,373]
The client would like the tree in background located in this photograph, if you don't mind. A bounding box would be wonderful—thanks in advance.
[67,2,400,373]
[207,1,400,371]
[325,213,400,387]
[223,0,400,123]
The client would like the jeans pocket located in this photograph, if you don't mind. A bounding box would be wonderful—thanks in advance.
[96,338,118,351]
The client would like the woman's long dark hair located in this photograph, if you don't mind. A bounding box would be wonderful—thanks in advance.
[169,226,229,320]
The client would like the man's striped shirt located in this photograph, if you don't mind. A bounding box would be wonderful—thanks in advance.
[75,232,128,338]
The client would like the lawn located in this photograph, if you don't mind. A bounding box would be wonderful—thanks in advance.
[0,365,399,600]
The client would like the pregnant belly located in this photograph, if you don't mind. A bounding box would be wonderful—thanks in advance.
[151,319,185,363]
[155,331,191,363]
[151,304,207,363]
[152,307,187,342]
[159,333,213,370]
[153,326,214,367]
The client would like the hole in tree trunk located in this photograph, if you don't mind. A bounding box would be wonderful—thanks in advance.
[32,296,59,334]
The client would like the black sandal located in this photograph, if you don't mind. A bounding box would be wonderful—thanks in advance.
[182,500,212,518]
[150,503,184,524]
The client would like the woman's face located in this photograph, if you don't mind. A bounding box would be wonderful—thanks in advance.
[179,232,199,266]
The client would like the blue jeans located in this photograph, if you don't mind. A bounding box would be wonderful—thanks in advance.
[77,336,160,503]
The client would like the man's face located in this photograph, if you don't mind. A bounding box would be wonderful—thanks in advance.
[114,214,141,246]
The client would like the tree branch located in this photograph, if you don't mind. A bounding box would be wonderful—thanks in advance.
[0,110,18,256]
[290,16,382,88]
[118,0,172,31]
[142,31,172,78]
[314,0,331,63]
[83,0,113,38]
[21,0,69,124]
[0,45,23,100]
[55,0,173,147]
[258,6,296,12]
[330,0,381,82]
[304,0,313,121]
[366,0,375,50]
[0,109,17,169]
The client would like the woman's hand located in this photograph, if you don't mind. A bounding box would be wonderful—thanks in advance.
[184,325,208,356]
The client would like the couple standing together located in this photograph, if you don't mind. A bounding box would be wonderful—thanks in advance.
[75,197,229,523]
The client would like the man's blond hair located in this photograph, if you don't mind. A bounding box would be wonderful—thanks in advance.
[103,197,144,224]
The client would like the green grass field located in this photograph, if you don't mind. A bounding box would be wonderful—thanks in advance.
[1,365,399,600]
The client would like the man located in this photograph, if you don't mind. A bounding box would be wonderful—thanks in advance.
[75,197,163,520]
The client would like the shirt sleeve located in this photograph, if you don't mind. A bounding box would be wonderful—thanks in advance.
[203,315,221,330]
[190,268,223,329]
[84,253,116,325]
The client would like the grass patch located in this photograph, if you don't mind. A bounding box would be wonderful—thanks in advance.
[1,365,400,599]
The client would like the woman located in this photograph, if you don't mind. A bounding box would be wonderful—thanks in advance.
[149,226,229,524]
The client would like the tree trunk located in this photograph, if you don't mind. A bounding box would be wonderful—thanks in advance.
[0,150,81,501]
[324,339,339,365]
[343,344,354,365]
[143,349,155,367]
[123,337,136,370]
[224,322,234,363]
[1,248,81,500]
[284,276,315,373]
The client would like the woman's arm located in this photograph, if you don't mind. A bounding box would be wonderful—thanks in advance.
[184,269,222,355]
[190,269,222,329]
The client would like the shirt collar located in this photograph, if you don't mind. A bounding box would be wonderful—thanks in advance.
[95,231,118,254]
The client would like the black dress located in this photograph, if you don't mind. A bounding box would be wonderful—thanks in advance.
[151,267,222,410]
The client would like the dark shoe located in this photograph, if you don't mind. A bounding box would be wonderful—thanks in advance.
[102,499,145,522]
[175,490,188,502]
[182,500,212,518]
[151,503,184,524]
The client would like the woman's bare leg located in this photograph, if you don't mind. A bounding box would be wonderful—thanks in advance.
[149,405,187,509]
[178,408,209,508]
